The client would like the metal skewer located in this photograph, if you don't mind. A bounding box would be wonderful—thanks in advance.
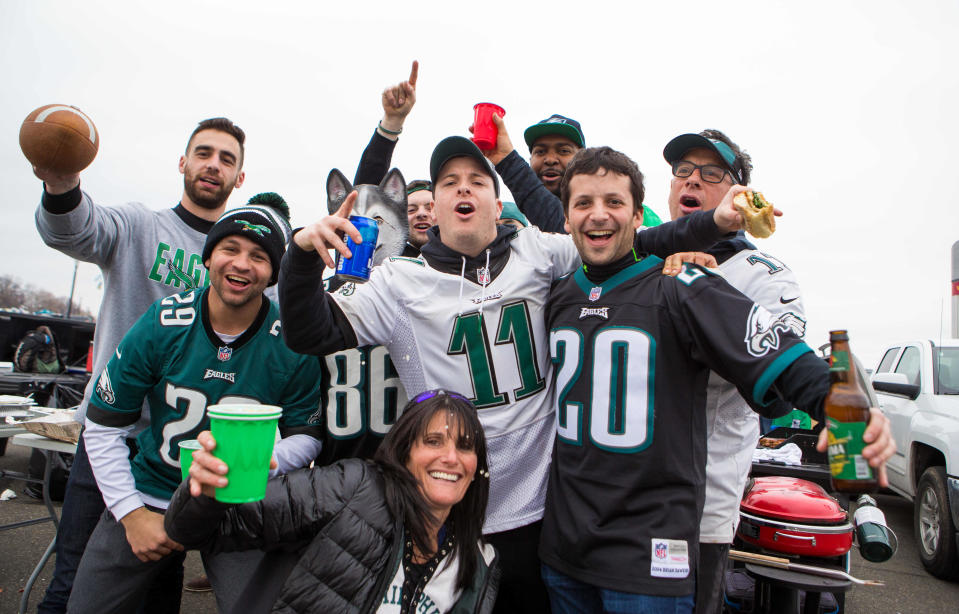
[729,549,884,586]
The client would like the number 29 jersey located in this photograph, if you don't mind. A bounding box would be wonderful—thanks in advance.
[541,258,810,596]
[87,289,323,501]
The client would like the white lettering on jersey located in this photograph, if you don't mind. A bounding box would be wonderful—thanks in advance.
[579,307,609,320]
[470,290,504,304]
[203,369,236,383]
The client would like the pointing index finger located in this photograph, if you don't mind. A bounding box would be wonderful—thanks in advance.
[336,190,358,219]
[409,60,419,88]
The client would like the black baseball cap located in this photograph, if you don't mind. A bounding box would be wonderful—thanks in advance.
[523,114,586,150]
[429,136,500,197]
[662,133,743,184]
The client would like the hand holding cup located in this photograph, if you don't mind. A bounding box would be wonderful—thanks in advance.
[188,430,280,498]
[188,431,228,498]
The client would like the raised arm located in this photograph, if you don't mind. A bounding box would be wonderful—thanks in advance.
[165,458,379,553]
[354,60,419,185]
[278,193,362,356]
[474,114,566,232]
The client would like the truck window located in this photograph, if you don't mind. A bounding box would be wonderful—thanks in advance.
[877,347,900,373]
[895,346,921,387]
[937,347,959,394]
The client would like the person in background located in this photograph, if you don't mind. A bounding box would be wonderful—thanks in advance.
[405,179,435,255]
[662,129,806,613]
[496,201,528,230]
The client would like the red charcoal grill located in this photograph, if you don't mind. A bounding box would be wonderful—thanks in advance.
[738,476,853,558]
[733,476,856,613]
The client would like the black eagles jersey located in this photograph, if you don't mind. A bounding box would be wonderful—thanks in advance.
[541,257,811,596]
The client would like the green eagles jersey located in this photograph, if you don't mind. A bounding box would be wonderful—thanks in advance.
[88,288,323,501]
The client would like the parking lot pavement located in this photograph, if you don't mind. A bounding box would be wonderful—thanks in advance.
[846,492,959,613]
[0,439,215,614]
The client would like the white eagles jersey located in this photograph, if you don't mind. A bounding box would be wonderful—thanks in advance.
[701,248,807,543]
[331,226,581,533]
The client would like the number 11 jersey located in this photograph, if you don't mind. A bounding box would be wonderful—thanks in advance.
[329,227,580,533]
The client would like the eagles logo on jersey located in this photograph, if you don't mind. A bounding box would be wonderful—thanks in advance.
[95,370,116,405]
[744,304,807,357]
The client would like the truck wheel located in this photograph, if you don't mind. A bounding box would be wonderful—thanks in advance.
[914,466,959,580]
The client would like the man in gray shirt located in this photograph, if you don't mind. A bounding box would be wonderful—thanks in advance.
[32,117,247,613]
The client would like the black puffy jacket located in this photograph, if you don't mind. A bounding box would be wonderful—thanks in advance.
[165,459,499,614]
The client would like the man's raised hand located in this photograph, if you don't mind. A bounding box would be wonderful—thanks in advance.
[380,60,419,135]
[292,191,362,268]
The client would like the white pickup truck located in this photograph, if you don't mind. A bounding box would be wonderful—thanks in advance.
[871,339,959,580]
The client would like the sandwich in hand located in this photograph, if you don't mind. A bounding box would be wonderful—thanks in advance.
[733,190,775,238]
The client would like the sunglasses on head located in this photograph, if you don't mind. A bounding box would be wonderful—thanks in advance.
[411,389,471,405]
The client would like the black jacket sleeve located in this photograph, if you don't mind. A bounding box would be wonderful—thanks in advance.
[494,150,566,233]
[770,352,830,423]
[354,130,398,186]
[278,242,359,356]
[634,209,729,257]
[164,461,381,553]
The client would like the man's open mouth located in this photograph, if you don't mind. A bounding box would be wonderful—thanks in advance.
[455,203,475,214]
[585,229,614,242]
[680,195,701,209]
[226,274,250,288]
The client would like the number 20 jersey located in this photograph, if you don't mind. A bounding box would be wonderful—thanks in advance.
[542,258,810,596]
[88,289,323,501]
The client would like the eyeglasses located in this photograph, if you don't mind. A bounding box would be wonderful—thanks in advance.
[411,389,471,405]
[670,160,739,185]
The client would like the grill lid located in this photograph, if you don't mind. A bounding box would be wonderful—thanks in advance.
[740,476,847,524]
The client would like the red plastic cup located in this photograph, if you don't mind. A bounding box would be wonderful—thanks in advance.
[472,103,505,150]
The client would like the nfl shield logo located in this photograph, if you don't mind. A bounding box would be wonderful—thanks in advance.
[589,286,602,302]
[654,542,667,560]
[217,346,233,362]
[477,268,491,285]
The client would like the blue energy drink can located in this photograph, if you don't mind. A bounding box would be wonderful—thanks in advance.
[336,215,379,282]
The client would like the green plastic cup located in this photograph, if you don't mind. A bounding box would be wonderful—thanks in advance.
[179,439,202,482]
[207,404,282,503]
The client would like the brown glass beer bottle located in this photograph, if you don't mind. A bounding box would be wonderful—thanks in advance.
[825,330,878,493]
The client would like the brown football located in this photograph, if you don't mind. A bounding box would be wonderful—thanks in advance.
[19,104,99,174]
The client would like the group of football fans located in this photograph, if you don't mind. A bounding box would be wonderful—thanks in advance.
[29,62,895,614]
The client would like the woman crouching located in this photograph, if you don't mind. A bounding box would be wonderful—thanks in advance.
[164,390,497,613]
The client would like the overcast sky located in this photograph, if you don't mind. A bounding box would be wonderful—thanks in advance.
[2,1,957,366]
